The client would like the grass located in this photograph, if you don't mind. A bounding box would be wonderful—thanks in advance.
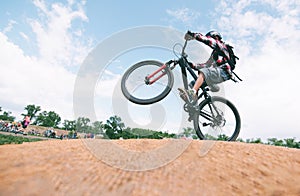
[0,133,43,145]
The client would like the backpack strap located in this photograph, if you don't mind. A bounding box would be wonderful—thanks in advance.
[231,71,243,82]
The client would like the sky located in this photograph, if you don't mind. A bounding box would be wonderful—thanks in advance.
[0,0,300,140]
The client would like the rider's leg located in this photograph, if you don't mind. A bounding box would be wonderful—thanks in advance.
[192,72,205,93]
[178,72,204,104]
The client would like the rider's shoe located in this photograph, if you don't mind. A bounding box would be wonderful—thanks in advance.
[209,84,220,92]
[178,88,197,105]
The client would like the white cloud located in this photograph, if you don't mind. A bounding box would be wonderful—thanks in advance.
[166,8,200,26]
[29,0,90,67]
[3,20,17,34]
[19,32,29,41]
[0,0,92,122]
[216,0,300,44]
[95,72,122,98]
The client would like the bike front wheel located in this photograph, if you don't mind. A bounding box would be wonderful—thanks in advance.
[121,60,174,105]
[193,96,241,141]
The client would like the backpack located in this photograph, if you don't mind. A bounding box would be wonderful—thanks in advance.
[222,44,242,82]
[225,44,239,70]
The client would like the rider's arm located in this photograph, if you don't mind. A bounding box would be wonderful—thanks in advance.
[193,33,218,49]
[187,31,231,63]
[191,63,207,70]
[186,31,218,49]
[190,55,214,70]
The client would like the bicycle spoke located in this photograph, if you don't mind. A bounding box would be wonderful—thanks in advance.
[121,60,174,104]
[194,97,240,141]
[125,66,167,96]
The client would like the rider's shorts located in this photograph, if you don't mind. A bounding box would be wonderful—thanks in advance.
[200,67,230,85]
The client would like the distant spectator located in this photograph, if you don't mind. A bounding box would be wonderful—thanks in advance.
[74,131,77,139]
[21,116,31,134]
[22,116,31,129]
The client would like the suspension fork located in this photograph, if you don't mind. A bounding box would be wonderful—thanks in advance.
[145,60,173,85]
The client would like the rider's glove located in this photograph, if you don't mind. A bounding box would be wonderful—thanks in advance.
[185,31,195,40]
[187,30,195,37]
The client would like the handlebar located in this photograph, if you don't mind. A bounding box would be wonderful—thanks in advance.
[171,38,189,63]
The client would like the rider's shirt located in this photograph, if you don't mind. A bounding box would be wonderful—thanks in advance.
[193,33,232,75]
[194,33,230,61]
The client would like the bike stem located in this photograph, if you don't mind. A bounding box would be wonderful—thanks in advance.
[182,40,188,56]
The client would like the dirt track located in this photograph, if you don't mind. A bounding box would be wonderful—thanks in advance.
[0,139,299,195]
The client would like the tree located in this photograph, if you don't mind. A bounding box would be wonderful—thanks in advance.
[0,110,15,122]
[22,104,41,121]
[91,121,104,135]
[121,128,136,139]
[217,134,229,141]
[62,120,76,131]
[34,111,61,128]
[283,138,300,148]
[75,117,91,133]
[179,127,197,139]
[104,116,125,139]
[267,138,284,146]
[120,127,176,139]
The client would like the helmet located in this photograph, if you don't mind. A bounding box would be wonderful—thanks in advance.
[205,30,222,40]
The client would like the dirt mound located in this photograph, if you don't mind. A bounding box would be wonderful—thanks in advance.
[0,139,299,195]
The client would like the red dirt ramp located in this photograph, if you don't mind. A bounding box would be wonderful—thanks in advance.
[0,139,299,195]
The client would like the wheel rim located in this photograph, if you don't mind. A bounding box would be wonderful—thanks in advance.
[122,61,173,104]
[195,98,240,141]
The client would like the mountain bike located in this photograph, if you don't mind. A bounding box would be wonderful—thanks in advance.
[121,39,241,141]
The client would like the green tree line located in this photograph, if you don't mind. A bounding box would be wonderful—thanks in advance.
[0,105,176,139]
[0,105,299,149]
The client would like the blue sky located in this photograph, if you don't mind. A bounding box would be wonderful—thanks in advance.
[1,0,300,140]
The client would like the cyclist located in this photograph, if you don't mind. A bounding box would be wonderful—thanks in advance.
[178,30,233,104]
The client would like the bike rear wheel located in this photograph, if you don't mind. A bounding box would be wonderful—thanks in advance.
[121,60,174,105]
[193,96,241,141]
